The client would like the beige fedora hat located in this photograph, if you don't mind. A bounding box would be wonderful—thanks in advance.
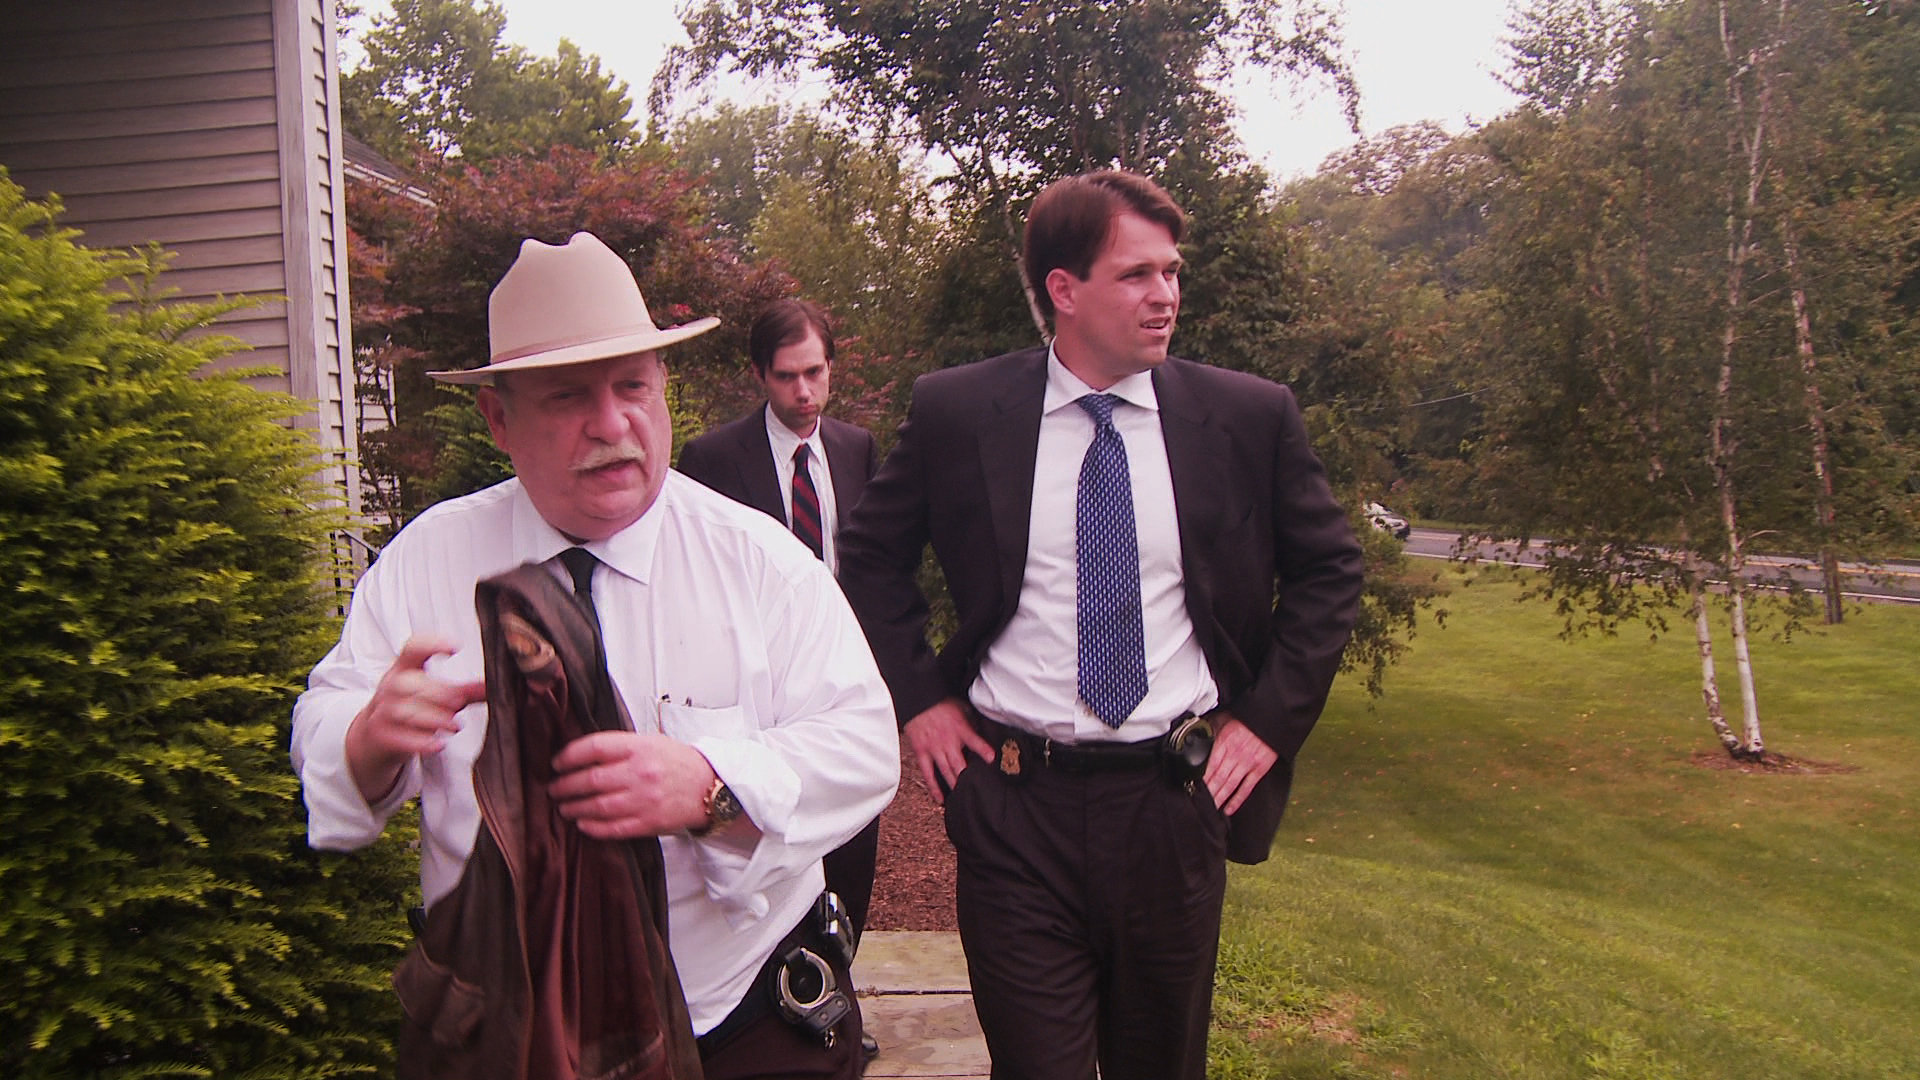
[428,231,720,385]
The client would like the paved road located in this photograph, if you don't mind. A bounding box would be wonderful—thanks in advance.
[1398,527,1920,606]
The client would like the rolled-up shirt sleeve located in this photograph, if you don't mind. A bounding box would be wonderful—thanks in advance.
[659,531,899,925]
[290,555,415,850]
[289,515,492,874]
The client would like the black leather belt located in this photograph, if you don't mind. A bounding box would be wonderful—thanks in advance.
[971,711,1181,775]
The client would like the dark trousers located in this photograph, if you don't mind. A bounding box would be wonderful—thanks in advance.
[944,758,1229,1080]
[822,817,881,939]
[698,1004,864,1080]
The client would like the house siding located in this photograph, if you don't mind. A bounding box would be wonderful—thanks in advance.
[273,0,359,518]
[0,0,359,520]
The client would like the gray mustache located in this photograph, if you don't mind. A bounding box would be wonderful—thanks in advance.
[572,444,647,471]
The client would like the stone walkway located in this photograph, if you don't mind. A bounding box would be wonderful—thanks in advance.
[852,931,989,1079]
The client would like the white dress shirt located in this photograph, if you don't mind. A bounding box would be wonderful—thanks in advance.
[764,406,842,573]
[970,350,1219,743]
[291,472,898,1034]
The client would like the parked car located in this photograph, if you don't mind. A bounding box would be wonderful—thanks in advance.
[1364,501,1411,540]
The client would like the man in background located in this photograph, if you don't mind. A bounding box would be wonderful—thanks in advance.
[679,298,883,935]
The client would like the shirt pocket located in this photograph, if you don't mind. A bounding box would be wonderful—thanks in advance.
[656,701,755,744]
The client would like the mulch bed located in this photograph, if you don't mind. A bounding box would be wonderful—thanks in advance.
[1687,749,1858,775]
[867,746,960,931]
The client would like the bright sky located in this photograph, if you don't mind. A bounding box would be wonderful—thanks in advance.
[359,0,1522,182]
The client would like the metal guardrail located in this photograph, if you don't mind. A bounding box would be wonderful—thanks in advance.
[1399,528,1920,606]
[339,529,382,560]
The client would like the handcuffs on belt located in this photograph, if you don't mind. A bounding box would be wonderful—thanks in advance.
[1163,713,1215,789]
[769,890,857,1047]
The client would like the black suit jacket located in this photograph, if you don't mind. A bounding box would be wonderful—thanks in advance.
[677,407,879,537]
[838,347,1365,864]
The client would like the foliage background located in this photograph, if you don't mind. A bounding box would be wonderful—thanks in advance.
[0,175,415,1078]
[4,0,1916,1069]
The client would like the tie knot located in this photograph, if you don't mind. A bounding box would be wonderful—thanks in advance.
[793,443,810,466]
[1077,393,1120,429]
[557,546,598,600]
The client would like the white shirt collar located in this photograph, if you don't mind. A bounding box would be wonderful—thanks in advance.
[509,475,670,586]
[762,403,825,463]
[1043,344,1160,416]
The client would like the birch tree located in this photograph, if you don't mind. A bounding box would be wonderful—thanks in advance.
[1468,0,1917,761]
[1470,0,1771,758]
[1710,0,1772,756]
[1754,0,1920,622]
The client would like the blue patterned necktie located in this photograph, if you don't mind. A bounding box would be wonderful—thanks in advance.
[1075,394,1148,727]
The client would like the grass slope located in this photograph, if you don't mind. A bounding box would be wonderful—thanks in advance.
[1212,570,1920,1079]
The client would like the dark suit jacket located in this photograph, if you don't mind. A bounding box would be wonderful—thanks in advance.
[838,347,1365,864]
[677,407,878,537]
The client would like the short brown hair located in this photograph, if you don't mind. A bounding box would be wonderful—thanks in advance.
[749,299,835,376]
[1023,171,1185,322]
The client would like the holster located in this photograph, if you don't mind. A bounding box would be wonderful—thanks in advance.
[695,891,858,1056]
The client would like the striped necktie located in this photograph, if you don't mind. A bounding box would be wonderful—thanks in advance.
[791,443,824,560]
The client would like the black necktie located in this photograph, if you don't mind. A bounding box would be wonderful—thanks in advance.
[791,444,825,560]
[557,546,600,625]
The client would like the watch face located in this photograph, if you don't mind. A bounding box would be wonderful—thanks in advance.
[711,783,744,824]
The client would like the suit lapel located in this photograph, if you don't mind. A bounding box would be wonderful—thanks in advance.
[1154,361,1230,663]
[982,352,1048,624]
[732,413,786,521]
[820,420,864,530]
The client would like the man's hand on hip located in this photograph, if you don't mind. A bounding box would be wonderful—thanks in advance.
[550,731,742,839]
[903,698,995,805]
[345,635,486,804]
[1202,714,1277,816]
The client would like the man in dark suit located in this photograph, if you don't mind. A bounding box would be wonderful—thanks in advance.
[837,171,1365,1080]
[679,300,878,577]
[677,299,882,936]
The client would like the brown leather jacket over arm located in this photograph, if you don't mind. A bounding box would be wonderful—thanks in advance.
[393,564,704,1080]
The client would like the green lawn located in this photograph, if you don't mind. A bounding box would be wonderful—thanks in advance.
[1212,570,1920,1079]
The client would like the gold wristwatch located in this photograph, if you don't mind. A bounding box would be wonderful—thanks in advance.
[689,776,742,837]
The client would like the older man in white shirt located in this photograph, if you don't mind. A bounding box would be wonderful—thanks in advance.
[292,232,897,1079]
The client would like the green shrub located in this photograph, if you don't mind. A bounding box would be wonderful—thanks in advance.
[0,173,414,1077]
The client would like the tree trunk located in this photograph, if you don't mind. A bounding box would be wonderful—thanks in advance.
[1707,336,1765,759]
[942,140,1051,343]
[993,179,1049,342]
[1009,234,1051,344]
[1718,491,1766,759]
[1691,577,1740,754]
[1713,0,1771,759]
[1781,216,1845,624]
